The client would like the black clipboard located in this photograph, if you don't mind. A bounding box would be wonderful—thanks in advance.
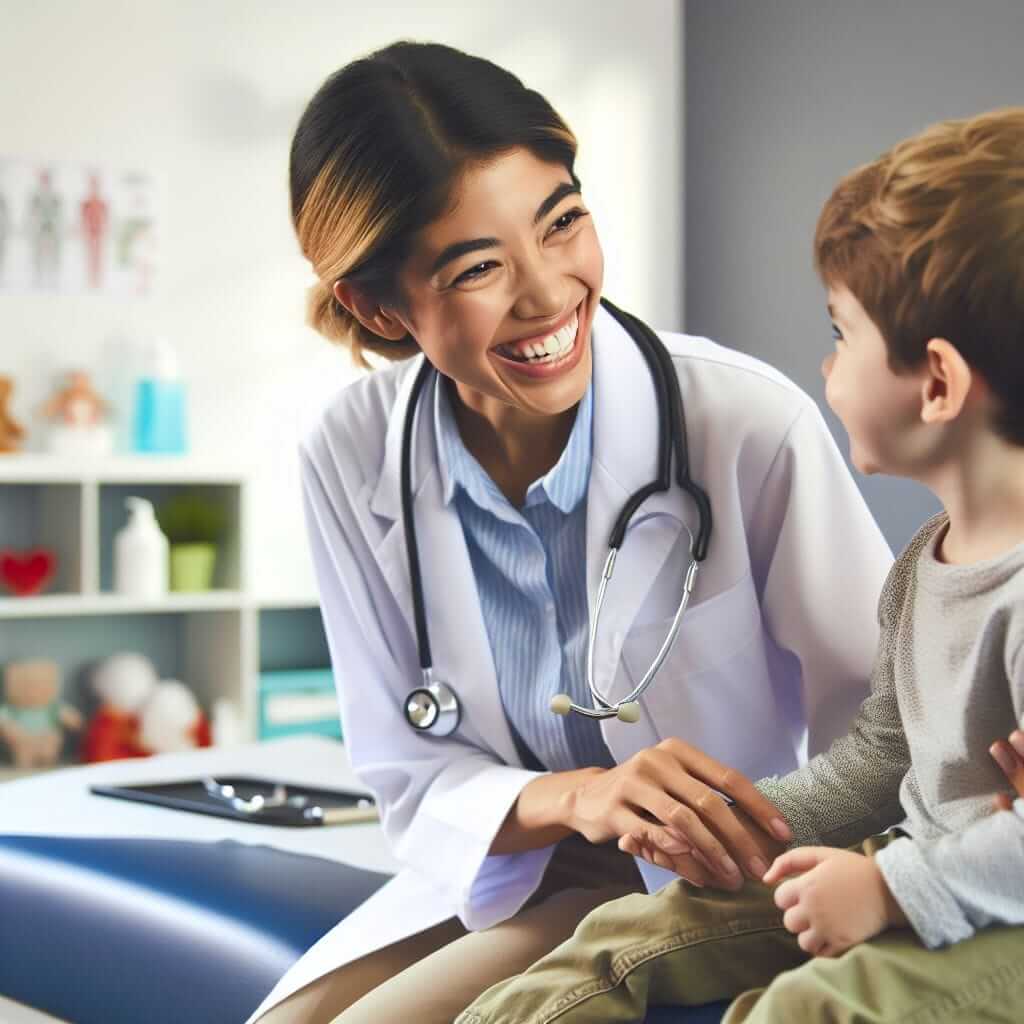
[89,775,378,827]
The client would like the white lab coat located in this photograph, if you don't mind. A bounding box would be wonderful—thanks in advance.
[247,304,893,1020]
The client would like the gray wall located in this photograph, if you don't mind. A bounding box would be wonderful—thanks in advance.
[684,0,1024,553]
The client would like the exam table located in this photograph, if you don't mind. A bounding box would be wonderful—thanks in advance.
[0,739,729,1024]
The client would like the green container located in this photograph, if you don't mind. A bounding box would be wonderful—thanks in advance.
[169,542,217,592]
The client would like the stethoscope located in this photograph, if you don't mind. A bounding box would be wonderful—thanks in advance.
[402,297,712,737]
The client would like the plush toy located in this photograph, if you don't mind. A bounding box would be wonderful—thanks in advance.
[0,375,26,454]
[81,652,157,763]
[0,659,83,769]
[138,679,212,754]
[39,369,113,457]
[40,369,109,428]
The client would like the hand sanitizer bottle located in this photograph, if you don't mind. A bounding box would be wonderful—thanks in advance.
[113,497,169,598]
[133,337,187,454]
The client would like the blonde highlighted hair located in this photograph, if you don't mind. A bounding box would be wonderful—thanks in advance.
[814,106,1024,443]
[290,42,579,368]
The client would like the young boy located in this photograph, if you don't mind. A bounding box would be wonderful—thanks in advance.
[456,106,1024,1024]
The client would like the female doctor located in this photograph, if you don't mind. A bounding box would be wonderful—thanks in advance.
[255,41,893,1024]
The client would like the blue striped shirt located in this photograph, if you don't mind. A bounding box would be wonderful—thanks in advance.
[434,376,614,772]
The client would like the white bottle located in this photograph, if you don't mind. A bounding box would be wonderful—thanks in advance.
[113,496,169,598]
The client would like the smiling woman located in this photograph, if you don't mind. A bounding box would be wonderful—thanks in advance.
[258,39,896,1024]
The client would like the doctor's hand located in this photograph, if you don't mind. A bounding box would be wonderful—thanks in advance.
[989,728,1024,811]
[564,738,792,889]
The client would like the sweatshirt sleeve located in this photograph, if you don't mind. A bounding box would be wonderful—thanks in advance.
[875,639,1024,948]
[875,801,1024,948]
[754,535,929,848]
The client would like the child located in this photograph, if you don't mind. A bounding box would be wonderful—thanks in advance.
[456,106,1024,1024]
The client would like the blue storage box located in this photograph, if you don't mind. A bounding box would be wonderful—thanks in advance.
[258,668,341,741]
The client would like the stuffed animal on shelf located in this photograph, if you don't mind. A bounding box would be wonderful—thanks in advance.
[0,376,26,454]
[0,659,83,769]
[138,679,212,754]
[83,653,212,761]
[82,652,157,763]
[39,369,113,457]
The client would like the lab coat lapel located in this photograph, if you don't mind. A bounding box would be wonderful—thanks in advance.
[369,361,521,767]
[586,304,686,704]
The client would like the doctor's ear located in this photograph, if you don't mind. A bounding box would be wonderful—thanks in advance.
[919,338,975,426]
[333,279,409,342]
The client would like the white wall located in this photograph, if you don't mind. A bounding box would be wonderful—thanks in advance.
[0,0,682,598]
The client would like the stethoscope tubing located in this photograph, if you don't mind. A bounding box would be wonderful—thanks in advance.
[400,297,711,733]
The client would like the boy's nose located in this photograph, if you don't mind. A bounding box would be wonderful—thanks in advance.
[821,353,835,379]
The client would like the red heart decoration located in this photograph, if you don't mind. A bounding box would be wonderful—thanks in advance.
[0,548,57,597]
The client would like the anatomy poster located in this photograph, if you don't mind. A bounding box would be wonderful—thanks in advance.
[0,160,159,296]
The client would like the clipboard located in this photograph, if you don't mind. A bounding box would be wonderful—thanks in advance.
[90,774,378,827]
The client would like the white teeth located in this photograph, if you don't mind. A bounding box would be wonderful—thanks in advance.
[500,310,579,364]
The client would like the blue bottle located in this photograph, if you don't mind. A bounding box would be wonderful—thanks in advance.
[133,338,188,454]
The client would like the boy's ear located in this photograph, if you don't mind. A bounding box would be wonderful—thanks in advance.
[919,338,973,426]
[333,280,409,341]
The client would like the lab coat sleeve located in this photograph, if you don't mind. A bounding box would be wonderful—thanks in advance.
[746,403,902,842]
[299,443,552,931]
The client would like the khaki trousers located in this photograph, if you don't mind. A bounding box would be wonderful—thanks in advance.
[458,832,1024,1024]
[255,834,643,1024]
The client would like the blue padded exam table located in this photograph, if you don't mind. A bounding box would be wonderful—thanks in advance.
[0,738,728,1023]
[0,835,729,1023]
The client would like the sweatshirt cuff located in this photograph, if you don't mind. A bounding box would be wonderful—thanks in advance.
[874,836,973,948]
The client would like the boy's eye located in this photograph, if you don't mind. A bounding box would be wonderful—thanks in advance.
[831,322,844,343]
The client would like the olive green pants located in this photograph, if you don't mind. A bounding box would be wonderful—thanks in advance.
[457,833,1024,1024]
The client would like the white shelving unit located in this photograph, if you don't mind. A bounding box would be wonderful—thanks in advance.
[0,455,329,774]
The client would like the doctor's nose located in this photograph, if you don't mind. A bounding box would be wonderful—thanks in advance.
[821,353,836,379]
[513,267,565,322]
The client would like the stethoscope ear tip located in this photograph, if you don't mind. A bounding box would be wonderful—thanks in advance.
[550,693,573,716]
[616,701,641,724]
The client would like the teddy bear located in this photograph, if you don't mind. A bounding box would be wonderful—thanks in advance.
[0,659,83,769]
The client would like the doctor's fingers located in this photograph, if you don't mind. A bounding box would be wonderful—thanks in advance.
[654,738,793,844]
[639,748,778,881]
[618,833,715,888]
[628,782,745,888]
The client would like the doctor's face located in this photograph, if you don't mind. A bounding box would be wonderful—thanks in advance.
[389,148,604,425]
[821,285,925,476]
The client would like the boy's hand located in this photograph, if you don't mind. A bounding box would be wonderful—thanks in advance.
[763,847,907,958]
[989,729,1024,811]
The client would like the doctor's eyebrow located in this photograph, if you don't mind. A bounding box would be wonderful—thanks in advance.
[429,181,582,275]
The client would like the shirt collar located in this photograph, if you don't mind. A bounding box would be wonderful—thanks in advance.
[434,374,593,515]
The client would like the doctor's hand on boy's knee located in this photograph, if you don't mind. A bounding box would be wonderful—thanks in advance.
[990,728,1024,811]
[761,847,908,959]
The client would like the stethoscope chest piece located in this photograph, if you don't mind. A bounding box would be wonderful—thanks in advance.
[404,676,461,737]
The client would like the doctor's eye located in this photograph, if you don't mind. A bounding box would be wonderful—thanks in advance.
[547,208,589,237]
[452,261,499,286]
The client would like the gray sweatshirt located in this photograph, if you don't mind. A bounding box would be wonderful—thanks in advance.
[757,513,1024,949]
